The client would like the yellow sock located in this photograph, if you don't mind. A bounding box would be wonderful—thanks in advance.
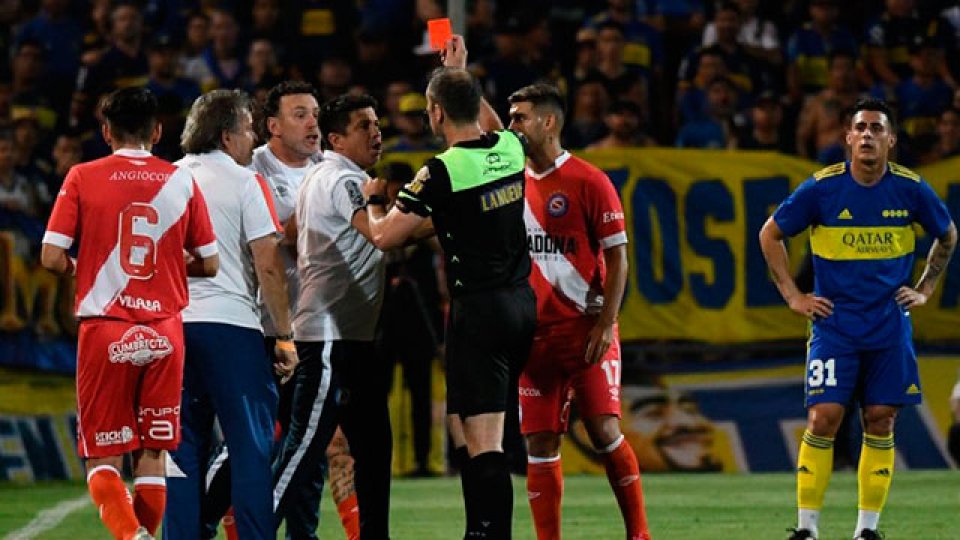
[858,433,895,512]
[797,430,834,512]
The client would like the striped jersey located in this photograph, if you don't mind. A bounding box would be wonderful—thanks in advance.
[773,161,953,348]
[43,149,218,321]
[523,152,628,325]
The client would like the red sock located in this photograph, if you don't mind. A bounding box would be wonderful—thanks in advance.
[222,507,239,540]
[87,465,141,540]
[132,477,165,535]
[527,456,563,540]
[337,493,360,540]
[600,436,650,540]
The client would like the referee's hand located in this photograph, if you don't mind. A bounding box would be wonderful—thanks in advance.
[441,34,468,69]
[788,293,833,321]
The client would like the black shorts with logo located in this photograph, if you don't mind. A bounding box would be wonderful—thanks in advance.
[445,284,537,417]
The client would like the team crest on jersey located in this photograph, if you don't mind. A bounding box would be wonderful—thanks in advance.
[344,179,365,209]
[108,326,173,366]
[546,192,569,217]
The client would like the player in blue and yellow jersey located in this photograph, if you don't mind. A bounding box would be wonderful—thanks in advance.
[760,97,957,540]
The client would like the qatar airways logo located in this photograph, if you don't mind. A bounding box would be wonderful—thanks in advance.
[108,326,173,366]
[109,170,171,182]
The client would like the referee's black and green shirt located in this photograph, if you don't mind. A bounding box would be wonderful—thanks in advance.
[397,130,531,296]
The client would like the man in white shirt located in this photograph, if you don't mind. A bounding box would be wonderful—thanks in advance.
[163,89,297,539]
[272,93,393,539]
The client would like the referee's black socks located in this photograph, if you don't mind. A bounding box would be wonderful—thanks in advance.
[464,451,512,539]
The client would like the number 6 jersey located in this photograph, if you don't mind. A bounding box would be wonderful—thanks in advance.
[43,149,218,322]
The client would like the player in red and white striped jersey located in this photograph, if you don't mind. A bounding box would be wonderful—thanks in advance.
[508,83,652,540]
[41,87,219,540]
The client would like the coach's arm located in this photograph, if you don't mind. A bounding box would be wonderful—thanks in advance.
[759,217,833,321]
[250,234,298,380]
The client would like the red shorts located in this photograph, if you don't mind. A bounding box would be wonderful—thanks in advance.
[519,318,622,435]
[76,316,184,458]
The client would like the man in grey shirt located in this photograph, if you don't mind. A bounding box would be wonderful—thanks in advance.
[272,93,393,539]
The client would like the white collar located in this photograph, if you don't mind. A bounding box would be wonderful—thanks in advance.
[113,148,152,158]
[526,151,571,180]
[323,150,364,173]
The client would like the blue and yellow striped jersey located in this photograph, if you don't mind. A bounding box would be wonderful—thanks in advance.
[773,161,953,349]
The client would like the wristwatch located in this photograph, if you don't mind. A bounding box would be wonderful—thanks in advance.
[365,194,388,208]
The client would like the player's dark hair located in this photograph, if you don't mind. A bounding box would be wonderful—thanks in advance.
[181,89,251,154]
[100,86,158,144]
[426,68,481,126]
[260,80,318,140]
[509,83,566,128]
[319,93,378,150]
[851,97,897,131]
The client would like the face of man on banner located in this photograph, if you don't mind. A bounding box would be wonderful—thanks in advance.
[621,384,721,472]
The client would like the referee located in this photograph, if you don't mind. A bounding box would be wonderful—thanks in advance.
[364,35,536,539]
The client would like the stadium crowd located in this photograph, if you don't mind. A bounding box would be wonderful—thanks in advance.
[5,0,960,219]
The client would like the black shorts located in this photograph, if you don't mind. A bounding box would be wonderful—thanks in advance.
[445,284,537,417]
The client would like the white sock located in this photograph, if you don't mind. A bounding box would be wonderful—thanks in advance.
[854,510,880,537]
[798,508,820,536]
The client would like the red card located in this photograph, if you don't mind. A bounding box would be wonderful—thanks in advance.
[428,18,452,51]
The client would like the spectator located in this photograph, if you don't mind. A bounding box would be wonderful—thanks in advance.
[353,23,412,93]
[864,0,931,87]
[244,38,283,93]
[676,76,738,148]
[72,1,149,128]
[289,0,359,76]
[584,0,664,84]
[16,0,83,109]
[181,11,213,90]
[568,28,600,90]
[735,91,792,152]
[471,13,542,121]
[46,129,82,197]
[679,3,761,100]
[677,46,729,123]
[797,52,862,162]
[703,0,781,68]
[934,106,960,159]
[250,0,285,55]
[12,112,52,199]
[785,0,860,101]
[10,39,58,132]
[872,36,952,140]
[382,92,440,152]
[636,0,706,39]
[145,35,202,121]
[0,129,36,217]
[595,21,648,119]
[378,79,413,138]
[587,99,655,148]
[564,77,610,148]
[79,0,113,67]
[316,54,353,103]
[199,9,247,91]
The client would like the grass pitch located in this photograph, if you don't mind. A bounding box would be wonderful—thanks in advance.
[1,471,957,539]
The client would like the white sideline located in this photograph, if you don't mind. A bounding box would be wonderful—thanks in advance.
[4,495,89,540]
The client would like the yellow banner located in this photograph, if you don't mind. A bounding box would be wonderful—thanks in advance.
[378,150,960,343]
